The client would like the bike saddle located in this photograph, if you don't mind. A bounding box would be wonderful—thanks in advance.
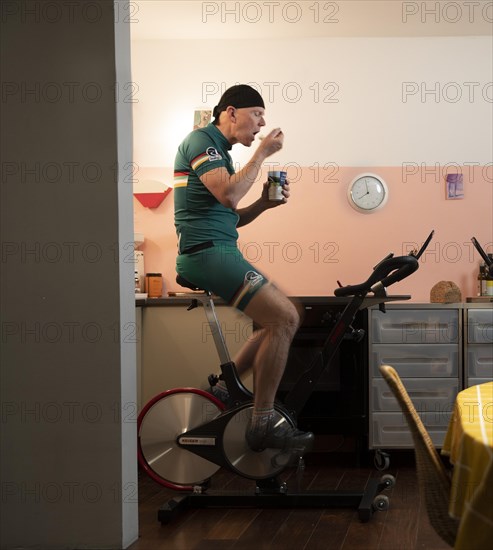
[176,274,207,292]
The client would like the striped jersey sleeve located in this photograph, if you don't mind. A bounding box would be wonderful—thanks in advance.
[175,129,229,182]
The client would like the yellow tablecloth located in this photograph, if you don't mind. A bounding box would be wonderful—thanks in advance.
[442,382,493,550]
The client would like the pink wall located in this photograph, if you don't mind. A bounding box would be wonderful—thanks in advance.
[134,165,492,302]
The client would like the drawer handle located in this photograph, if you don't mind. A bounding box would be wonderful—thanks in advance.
[381,357,449,365]
[383,426,444,433]
[381,323,453,330]
[383,390,450,398]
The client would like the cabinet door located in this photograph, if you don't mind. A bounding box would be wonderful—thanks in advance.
[141,306,253,408]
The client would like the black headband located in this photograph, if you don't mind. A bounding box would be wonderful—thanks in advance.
[213,84,265,120]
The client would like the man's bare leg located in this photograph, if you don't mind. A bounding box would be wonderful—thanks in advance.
[210,292,294,396]
[209,327,263,401]
[242,283,313,451]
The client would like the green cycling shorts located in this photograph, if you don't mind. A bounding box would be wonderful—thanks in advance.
[176,245,268,311]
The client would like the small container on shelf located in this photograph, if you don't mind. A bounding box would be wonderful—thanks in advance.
[145,273,163,298]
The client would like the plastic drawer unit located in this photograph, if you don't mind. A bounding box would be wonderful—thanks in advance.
[369,306,461,449]
[465,308,493,387]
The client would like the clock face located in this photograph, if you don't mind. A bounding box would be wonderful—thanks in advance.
[348,174,388,213]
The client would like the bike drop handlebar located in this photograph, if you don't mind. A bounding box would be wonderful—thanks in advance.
[334,255,419,297]
[334,230,434,298]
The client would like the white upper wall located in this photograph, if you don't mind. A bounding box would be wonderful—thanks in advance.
[131,35,492,171]
[130,0,493,40]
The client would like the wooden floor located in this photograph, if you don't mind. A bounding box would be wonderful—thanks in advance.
[128,451,450,550]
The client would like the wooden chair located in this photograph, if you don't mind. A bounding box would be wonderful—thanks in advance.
[379,365,459,547]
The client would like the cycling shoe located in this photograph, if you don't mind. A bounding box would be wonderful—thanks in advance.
[246,418,314,453]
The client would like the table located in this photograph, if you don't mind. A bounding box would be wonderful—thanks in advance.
[442,382,493,550]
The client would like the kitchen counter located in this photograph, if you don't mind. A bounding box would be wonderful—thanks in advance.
[135,294,416,308]
[136,295,493,308]
[135,293,228,307]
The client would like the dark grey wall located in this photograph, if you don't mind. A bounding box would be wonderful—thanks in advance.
[0,1,137,547]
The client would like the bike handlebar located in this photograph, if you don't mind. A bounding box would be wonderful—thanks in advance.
[334,231,434,298]
[334,255,419,297]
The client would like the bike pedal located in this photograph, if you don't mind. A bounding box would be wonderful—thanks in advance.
[270,449,304,469]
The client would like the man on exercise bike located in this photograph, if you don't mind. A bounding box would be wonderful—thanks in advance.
[174,84,314,454]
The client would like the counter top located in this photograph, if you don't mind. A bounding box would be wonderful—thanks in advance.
[135,294,412,308]
[135,295,493,308]
[135,294,368,308]
[135,293,228,307]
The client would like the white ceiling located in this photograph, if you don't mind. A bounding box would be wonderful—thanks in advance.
[130,0,493,40]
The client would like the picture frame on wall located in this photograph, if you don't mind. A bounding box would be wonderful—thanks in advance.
[193,110,212,130]
[446,173,464,200]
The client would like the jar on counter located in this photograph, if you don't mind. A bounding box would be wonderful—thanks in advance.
[488,255,493,296]
[486,271,493,296]
[478,255,493,296]
[145,273,163,298]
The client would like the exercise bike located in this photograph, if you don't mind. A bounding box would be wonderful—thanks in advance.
[137,231,434,523]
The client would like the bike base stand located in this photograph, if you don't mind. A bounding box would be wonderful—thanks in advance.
[157,477,389,524]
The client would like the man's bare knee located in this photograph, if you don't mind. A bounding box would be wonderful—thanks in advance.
[244,284,301,339]
[265,301,300,341]
[280,302,301,335]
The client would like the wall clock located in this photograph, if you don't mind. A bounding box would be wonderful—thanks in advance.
[347,173,389,213]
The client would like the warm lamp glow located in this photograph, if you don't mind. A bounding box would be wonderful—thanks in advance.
[158,111,193,166]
